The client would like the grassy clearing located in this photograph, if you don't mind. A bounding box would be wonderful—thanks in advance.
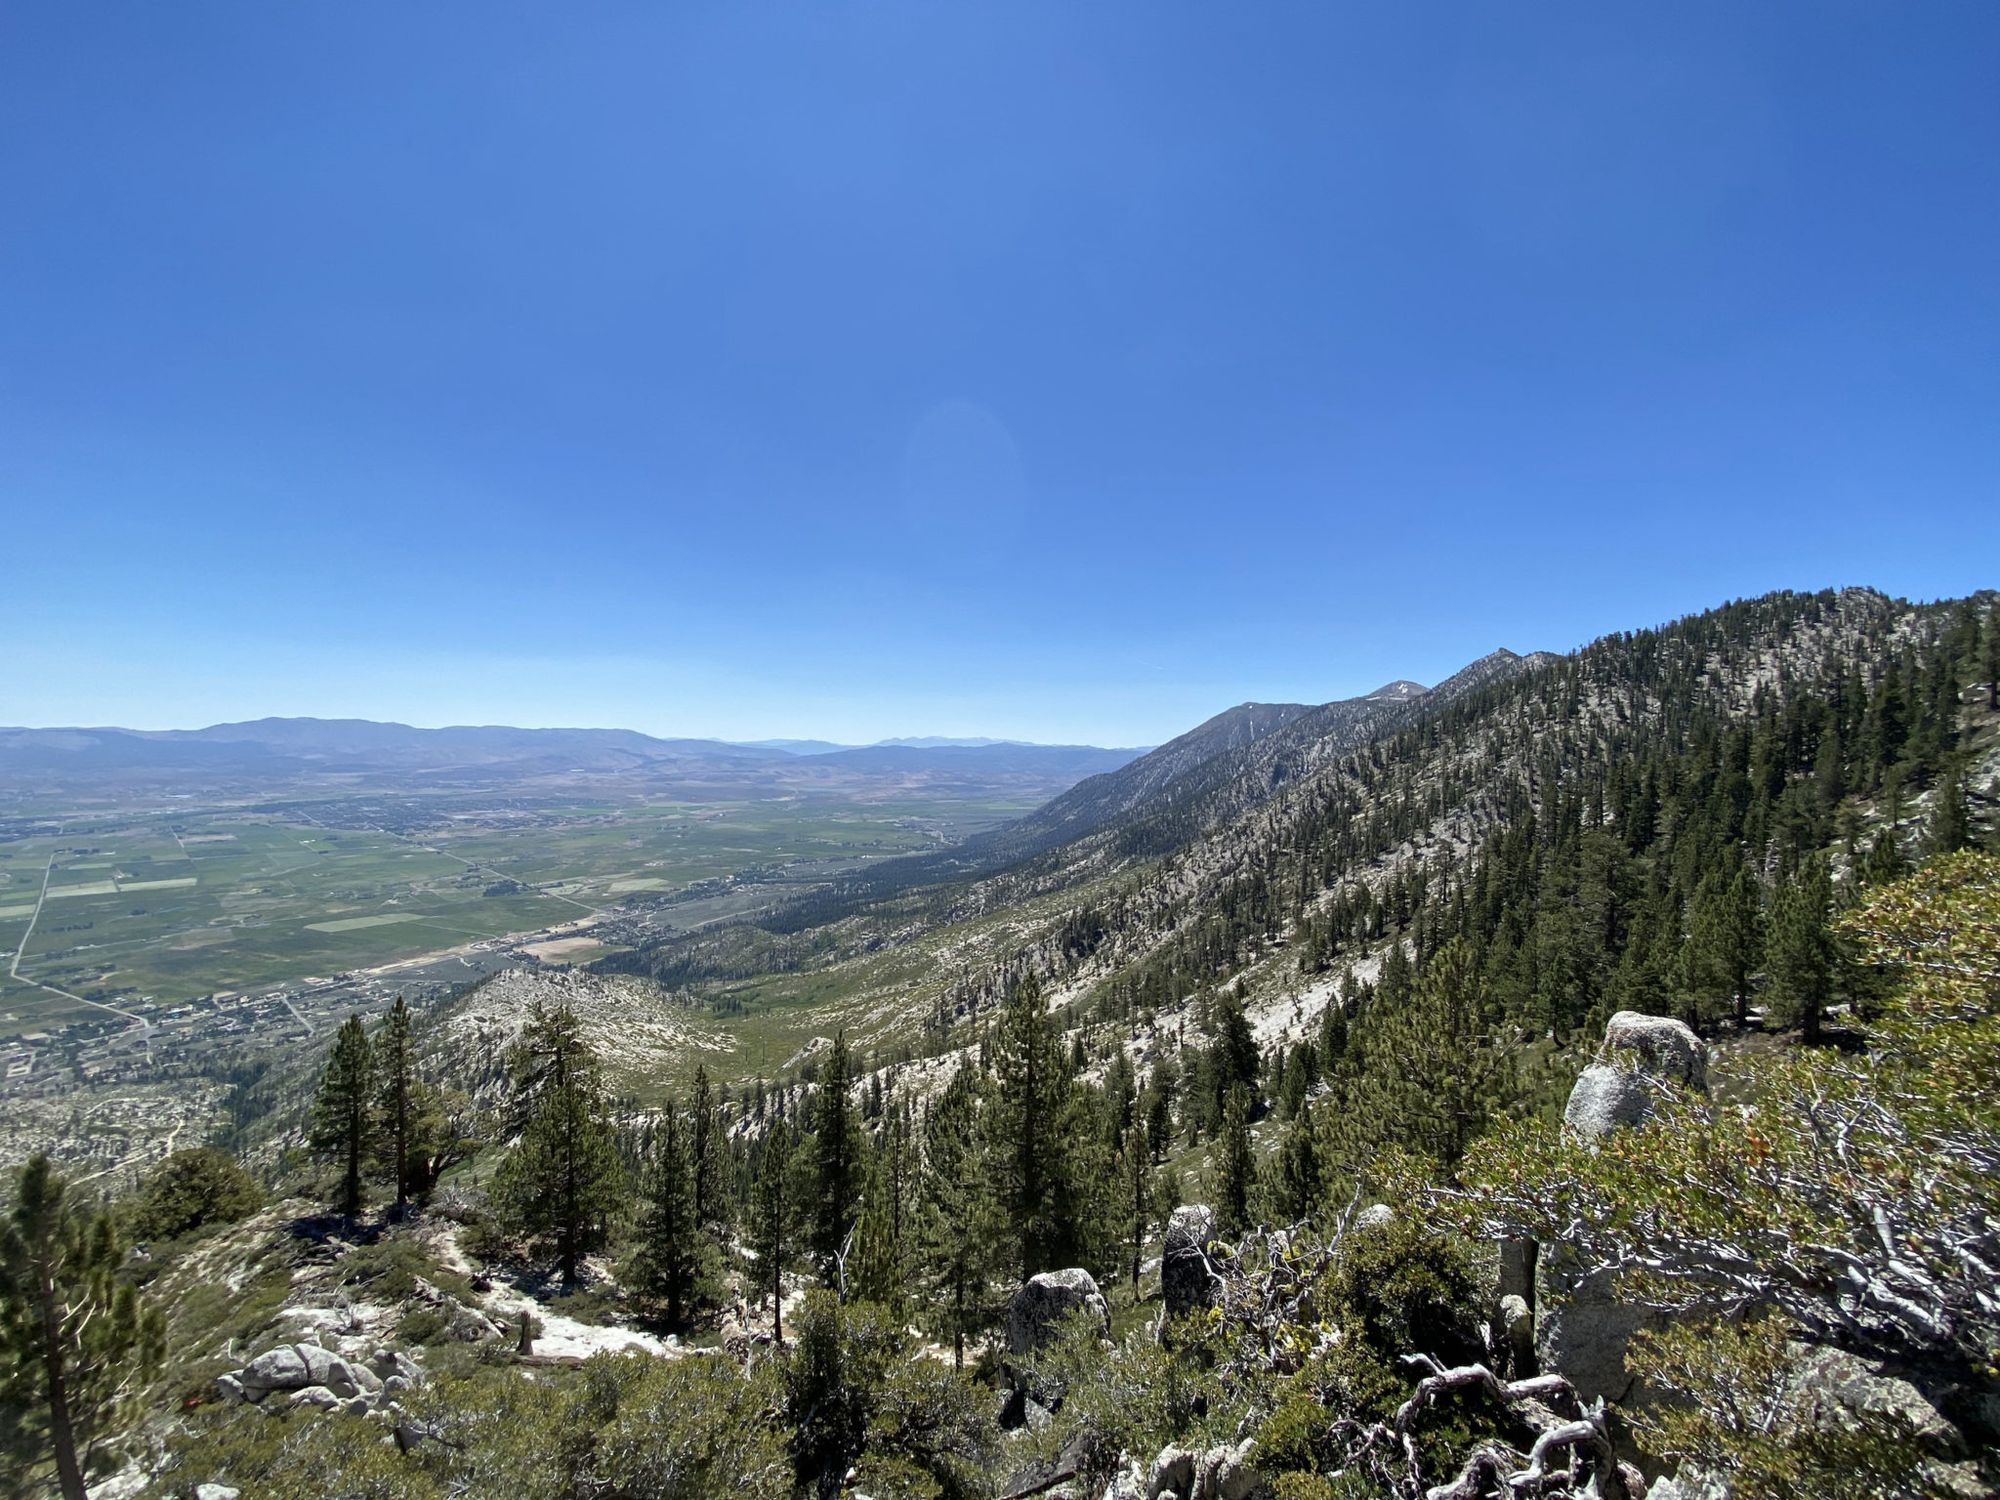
[305,913,425,933]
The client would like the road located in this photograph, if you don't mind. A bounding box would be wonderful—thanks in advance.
[8,850,154,1041]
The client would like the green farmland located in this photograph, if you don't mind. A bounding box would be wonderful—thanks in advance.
[0,795,1029,1035]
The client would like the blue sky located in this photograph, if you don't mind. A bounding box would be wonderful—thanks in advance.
[3,3,1995,746]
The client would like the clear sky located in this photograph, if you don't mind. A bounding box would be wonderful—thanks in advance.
[3,4,1996,746]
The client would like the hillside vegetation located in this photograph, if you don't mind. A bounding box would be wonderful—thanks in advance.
[4,587,1998,1500]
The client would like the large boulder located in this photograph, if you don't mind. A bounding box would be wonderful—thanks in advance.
[1563,1064,1659,1139]
[1002,1269,1109,1416]
[238,1342,340,1395]
[1161,1206,1221,1320]
[1603,1011,1706,1088]
[1564,1011,1708,1141]
[1006,1268,1109,1359]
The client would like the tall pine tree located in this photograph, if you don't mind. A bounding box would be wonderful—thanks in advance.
[495,1003,624,1287]
[808,1033,863,1285]
[309,1014,375,1223]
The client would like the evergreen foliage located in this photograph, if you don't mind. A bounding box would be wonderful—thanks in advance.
[0,1157,164,1500]
[493,1002,624,1287]
[309,1014,375,1222]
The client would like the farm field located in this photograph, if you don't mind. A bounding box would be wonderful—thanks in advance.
[0,793,1033,1035]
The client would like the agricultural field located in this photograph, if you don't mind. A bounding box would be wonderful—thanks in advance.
[0,793,1033,1037]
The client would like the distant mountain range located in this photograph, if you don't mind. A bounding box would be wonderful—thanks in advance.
[738,736,1046,754]
[0,716,1149,794]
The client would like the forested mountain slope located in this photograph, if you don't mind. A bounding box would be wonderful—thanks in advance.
[608,589,1995,1079]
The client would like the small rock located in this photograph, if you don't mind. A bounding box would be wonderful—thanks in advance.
[288,1384,342,1412]
[194,1485,241,1500]
[1352,1203,1394,1231]
[212,1373,248,1407]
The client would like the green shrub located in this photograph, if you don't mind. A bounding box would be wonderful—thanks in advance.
[131,1148,263,1243]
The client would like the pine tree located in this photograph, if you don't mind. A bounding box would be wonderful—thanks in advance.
[808,1033,863,1285]
[0,1156,164,1500]
[1767,856,1836,1044]
[494,1002,624,1287]
[986,977,1075,1277]
[1329,938,1508,1178]
[635,1105,701,1327]
[375,995,418,1216]
[1929,763,1973,856]
[1864,827,1908,888]
[849,1101,913,1314]
[309,1014,375,1223]
[1212,1087,1255,1235]
[750,1122,798,1342]
[1271,1100,1323,1223]
[1115,1123,1157,1291]
[916,1066,997,1369]
[689,1063,732,1233]
[1681,867,1762,1032]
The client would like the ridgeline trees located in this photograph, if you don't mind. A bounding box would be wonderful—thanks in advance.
[0,1157,163,1500]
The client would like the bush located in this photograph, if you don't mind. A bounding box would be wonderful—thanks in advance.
[131,1147,263,1242]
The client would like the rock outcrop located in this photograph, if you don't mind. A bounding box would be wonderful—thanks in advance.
[1144,1438,1263,1500]
[1161,1205,1222,1320]
[1563,1012,1706,1141]
[1005,1268,1109,1359]
[1544,1011,1709,1398]
[215,1339,418,1420]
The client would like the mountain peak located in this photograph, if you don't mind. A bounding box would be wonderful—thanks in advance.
[1366,680,1429,702]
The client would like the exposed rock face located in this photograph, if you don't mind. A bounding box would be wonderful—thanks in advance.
[1498,1294,1534,1377]
[1162,1205,1221,1320]
[1534,1261,1664,1405]
[1145,1439,1262,1500]
[218,1341,419,1416]
[1785,1345,1968,1461]
[1644,1469,1731,1500]
[1006,1268,1109,1359]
